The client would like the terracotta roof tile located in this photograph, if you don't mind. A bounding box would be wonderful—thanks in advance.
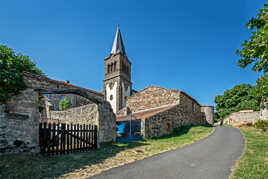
[131,85,200,106]
[116,104,177,122]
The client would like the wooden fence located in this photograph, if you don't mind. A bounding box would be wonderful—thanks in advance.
[39,122,97,156]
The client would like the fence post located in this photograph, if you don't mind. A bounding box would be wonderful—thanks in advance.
[94,125,98,149]
[67,124,70,154]
[39,123,43,154]
[52,123,56,155]
[70,123,73,153]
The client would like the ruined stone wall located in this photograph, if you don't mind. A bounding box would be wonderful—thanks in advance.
[0,88,39,155]
[223,111,260,126]
[97,102,117,143]
[49,94,92,111]
[48,103,116,143]
[126,86,180,113]
[0,73,115,155]
[49,104,98,124]
[141,104,206,138]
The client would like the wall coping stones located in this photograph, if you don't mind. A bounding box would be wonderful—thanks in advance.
[23,72,103,97]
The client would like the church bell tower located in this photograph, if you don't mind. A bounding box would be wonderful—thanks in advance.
[104,26,132,113]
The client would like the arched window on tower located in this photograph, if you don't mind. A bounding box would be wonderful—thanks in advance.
[111,63,114,72]
[123,63,126,73]
[114,61,117,71]
[108,64,110,73]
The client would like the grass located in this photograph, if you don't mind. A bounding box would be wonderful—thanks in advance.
[0,125,213,179]
[230,126,268,179]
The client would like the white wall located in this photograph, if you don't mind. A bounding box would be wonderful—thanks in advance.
[106,82,117,113]
[122,81,130,108]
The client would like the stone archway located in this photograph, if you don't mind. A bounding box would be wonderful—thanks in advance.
[0,72,116,155]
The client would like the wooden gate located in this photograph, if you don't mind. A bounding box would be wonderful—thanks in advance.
[39,122,97,155]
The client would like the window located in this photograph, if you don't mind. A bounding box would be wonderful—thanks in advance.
[111,63,113,72]
[108,64,110,73]
[114,61,117,71]
[110,95,113,101]
[192,102,195,112]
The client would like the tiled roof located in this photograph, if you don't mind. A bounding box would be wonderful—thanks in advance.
[131,85,200,106]
[116,104,177,122]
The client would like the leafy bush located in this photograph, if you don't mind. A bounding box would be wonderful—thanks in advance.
[0,45,43,104]
[214,84,261,120]
[255,120,268,132]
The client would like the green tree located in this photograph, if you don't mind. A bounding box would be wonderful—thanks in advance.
[0,45,43,104]
[256,74,268,103]
[236,3,268,73]
[214,84,261,120]
[59,96,72,111]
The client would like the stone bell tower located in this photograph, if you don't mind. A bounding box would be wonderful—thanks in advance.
[104,26,132,113]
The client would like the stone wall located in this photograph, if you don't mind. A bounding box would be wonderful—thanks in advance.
[49,94,92,111]
[49,104,98,124]
[201,105,214,125]
[23,72,104,103]
[97,102,117,143]
[0,88,40,154]
[179,92,201,113]
[0,72,116,155]
[223,110,260,126]
[48,103,116,144]
[141,104,206,138]
[260,102,268,120]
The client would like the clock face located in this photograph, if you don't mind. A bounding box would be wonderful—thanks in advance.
[110,95,113,101]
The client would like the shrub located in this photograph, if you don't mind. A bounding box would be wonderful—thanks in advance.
[255,120,268,132]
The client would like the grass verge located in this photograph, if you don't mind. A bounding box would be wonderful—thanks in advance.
[0,125,213,179]
[230,127,268,179]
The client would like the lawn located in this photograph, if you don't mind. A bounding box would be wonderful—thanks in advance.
[0,125,213,179]
[230,127,268,179]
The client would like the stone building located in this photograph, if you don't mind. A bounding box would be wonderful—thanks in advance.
[116,86,213,138]
[102,26,214,138]
[0,25,214,155]
[44,25,214,129]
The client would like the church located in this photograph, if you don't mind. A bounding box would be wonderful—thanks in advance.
[44,26,214,138]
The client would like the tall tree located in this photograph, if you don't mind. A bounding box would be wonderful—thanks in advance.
[256,74,268,103]
[236,4,268,73]
[0,45,43,104]
[59,96,72,111]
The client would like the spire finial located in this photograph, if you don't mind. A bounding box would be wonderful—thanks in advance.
[111,24,126,55]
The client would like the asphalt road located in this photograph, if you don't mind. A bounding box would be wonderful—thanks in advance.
[89,126,244,179]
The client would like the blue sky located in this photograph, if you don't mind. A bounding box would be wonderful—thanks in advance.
[0,0,266,106]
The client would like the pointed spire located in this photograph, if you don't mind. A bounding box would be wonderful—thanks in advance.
[111,25,126,56]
